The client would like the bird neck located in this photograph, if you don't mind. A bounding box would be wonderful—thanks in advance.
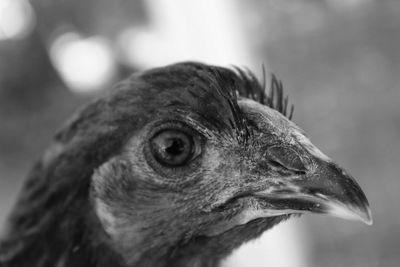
[112,217,288,267]
[120,240,221,267]
[98,219,222,267]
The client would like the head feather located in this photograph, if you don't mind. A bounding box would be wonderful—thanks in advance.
[232,65,294,120]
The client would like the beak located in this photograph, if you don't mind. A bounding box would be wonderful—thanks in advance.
[255,157,373,225]
[235,99,372,226]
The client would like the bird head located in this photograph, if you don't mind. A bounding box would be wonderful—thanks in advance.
[89,63,371,266]
[0,62,371,267]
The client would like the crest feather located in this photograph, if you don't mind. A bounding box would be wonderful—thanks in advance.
[233,66,294,120]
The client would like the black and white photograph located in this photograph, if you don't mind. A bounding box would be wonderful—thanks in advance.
[0,1,399,266]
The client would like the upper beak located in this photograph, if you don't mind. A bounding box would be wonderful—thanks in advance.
[255,157,373,225]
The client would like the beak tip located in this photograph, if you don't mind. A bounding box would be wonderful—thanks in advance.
[364,218,373,226]
[361,209,373,226]
[325,201,373,226]
[355,197,373,226]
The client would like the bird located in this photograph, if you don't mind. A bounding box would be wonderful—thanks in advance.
[0,62,372,267]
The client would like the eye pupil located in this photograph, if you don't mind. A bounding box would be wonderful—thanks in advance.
[166,138,185,155]
[150,130,195,167]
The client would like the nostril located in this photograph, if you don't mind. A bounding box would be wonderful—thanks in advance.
[293,169,307,175]
[267,146,308,174]
[268,159,286,169]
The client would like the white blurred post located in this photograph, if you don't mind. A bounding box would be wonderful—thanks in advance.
[123,0,311,266]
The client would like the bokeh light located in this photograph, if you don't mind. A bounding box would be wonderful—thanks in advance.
[49,32,116,94]
[0,0,35,40]
[117,0,252,69]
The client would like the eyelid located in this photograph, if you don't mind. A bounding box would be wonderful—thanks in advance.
[148,120,206,144]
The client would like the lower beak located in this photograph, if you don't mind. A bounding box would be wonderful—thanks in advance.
[255,159,373,225]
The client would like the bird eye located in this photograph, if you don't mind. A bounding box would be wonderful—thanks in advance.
[150,130,197,167]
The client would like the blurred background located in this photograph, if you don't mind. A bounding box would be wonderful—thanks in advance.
[0,0,399,266]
